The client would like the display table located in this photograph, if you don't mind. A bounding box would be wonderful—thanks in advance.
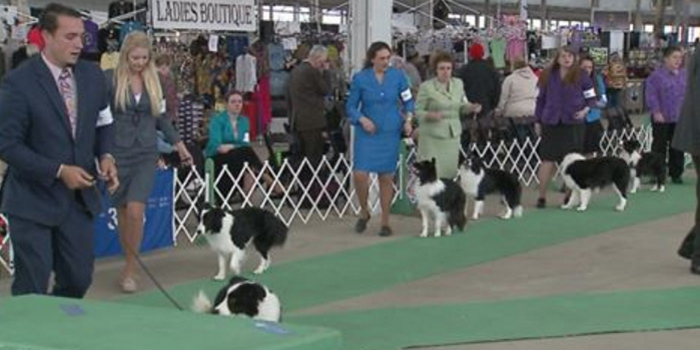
[0,295,342,350]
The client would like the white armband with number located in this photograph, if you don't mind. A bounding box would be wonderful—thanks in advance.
[160,99,167,114]
[96,106,113,127]
[401,88,412,102]
[583,88,596,99]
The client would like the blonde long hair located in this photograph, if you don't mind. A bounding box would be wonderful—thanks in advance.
[113,31,163,116]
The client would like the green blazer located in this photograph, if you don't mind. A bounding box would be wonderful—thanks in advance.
[415,78,471,139]
[205,111,251,158]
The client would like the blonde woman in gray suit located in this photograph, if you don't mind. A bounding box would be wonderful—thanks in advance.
[107,32,192,293]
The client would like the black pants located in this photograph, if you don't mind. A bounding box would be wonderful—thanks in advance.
[651,122,685,180]
[679,156,700,266]
[213,147,264,203]
[608,88,622,108]
[297,128,326,166]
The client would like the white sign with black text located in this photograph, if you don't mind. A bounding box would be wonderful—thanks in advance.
[151,0,257,32]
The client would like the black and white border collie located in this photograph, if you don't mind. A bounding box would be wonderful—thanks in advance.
[457,156,523,220]
[620,139,667,193]
[196,205,288,279]
[192,276,282,323]
[560,153,630,212]
[413,158,467,238]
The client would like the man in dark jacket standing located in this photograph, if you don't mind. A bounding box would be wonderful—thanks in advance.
[458,43,501,146]
[287,45,332,167]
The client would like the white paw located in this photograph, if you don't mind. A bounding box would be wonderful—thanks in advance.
[615,204,627,212]
[213,273,225,281]
[253,267,266,275]
[471,215,479,220]
[660,186,666,193]
[650,185,658,192]
[500,212,512,220]
[419,231,428,238]
[561,204,572,210]
[576,206,587,212]
[445,228,453,236]
[630,188,637,194]
[434,231,442,238]
[229,265,241,276]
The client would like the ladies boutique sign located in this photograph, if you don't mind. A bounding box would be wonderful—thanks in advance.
[151,0,257,32]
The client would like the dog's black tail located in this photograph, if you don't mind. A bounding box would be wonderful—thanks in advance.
[262,210,288,247]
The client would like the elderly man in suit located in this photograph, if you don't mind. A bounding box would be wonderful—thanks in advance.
[287,45,332,167]
[0,3,118,297]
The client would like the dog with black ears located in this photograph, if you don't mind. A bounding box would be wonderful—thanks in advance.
[619,139,667,193]
[196,204,288,279]
[413,158,467,238]
[456,154,523,220]
[192,275,282,323]
[559,153,630,212]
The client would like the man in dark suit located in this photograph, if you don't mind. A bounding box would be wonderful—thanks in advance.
[286,45,332,167]
[0,3,118,298]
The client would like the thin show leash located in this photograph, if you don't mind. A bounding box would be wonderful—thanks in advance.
[93,177,185,311]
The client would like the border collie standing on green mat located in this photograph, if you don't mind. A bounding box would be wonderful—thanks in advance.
[413,158,467,238]
[196,205,288,279]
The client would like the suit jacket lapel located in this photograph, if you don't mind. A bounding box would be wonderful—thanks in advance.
[433,79,454,101]
[34,58,72,139]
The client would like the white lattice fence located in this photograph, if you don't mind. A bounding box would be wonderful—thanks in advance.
[0,126,660,272]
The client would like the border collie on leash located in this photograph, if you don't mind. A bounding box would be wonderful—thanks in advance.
[413,158,467,238]
[196,205,288,280]
[457,156,523,220]
[192,276,282,323]
[559,153,630,212]
[620,139,667,193]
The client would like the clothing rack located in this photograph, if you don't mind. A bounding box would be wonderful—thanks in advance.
[100,7,147,29]
[0,5,38,26]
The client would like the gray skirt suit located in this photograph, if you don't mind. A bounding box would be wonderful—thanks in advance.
[105,70,180,206]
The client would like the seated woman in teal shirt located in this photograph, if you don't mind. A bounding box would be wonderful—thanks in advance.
[205,91,282,202]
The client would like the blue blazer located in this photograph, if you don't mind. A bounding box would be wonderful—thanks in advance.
[0,56,114,226]
[204,112,251,158]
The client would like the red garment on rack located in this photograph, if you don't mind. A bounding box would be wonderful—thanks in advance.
[243,101,257,140]
[257,75,273,133]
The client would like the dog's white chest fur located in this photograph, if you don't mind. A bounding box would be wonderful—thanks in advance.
[458,168,483,196]
[205,215,237,254]
[415,181,445,210]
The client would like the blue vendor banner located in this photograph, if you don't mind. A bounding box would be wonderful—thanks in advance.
[94,169,174,258]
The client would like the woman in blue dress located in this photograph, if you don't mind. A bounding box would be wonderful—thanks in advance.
[346,41,415,237]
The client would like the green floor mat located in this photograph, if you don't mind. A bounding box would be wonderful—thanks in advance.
[0,295,341,350]
[119,183,695,313]
[288,285,700,350]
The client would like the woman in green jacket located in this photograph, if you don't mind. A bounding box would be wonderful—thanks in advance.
[205,91,283,202]
[415,51,481,178]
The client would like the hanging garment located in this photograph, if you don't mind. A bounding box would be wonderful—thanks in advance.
[100,52,119,70]
[257,75,273,133]
[506,37,526,63]
[267,42,286,71]
[235,53,257,93]
[226,36,249,60]
[490,38,507,69]
[83,20,99,53]
[177,95,205,144]
[109,0,134,18]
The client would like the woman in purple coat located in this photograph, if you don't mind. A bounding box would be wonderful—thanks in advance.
[535,47,598,208]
